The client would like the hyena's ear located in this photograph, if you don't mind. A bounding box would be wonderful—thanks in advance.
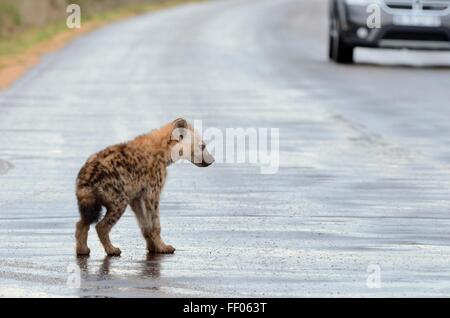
[170,118,188,141]
[172,118,188,129]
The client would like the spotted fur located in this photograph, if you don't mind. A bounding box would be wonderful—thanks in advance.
[75,118,214,256]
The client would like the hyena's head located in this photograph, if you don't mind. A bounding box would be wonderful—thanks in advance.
[169,118,215,167]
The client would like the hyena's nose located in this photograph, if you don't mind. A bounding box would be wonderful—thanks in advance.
[195,150,214,167]
[203,153,214,167]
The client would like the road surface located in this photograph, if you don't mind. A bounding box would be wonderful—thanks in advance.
[1,0,450,297]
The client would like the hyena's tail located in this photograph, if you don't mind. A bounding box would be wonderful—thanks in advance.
[76,187,102,224]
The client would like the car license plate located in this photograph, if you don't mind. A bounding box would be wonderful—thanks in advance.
[393,15,442,27]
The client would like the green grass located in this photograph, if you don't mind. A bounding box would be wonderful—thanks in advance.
[0,0,201,58]
[0,22,68,57]
[0,3,21,28]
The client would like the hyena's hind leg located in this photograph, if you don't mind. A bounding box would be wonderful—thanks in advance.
[75,221,91,255]
[75,187,102,256]
[95,195,128,256]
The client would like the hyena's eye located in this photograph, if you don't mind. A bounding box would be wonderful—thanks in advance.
[180,134,184,140]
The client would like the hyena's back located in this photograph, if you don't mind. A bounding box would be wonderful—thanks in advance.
[76,143,132,224]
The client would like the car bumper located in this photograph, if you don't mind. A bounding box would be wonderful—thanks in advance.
[341,2,450,50]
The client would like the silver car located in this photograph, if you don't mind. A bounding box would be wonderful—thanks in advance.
[329,0,450,63]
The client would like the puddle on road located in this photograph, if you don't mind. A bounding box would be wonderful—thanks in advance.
[0,159,14,175]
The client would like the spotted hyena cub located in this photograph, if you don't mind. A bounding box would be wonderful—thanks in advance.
[75,118,214,256]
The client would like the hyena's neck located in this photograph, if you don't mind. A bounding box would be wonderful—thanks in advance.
[153,150,172,169]
[130,129,173,168]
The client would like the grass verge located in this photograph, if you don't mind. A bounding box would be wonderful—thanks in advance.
[0,0,204,90]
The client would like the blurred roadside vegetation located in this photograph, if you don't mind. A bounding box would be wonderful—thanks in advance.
[0,0,198,58]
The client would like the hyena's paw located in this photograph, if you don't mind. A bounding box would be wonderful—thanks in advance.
[153,244,175,254]
[106,246,122,256]
[76,246,91,256]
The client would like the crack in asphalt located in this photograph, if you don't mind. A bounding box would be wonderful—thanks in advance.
[0,160,13,176]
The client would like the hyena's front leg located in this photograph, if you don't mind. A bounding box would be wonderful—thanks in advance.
[96,200,127,256]
[130,196,175,254]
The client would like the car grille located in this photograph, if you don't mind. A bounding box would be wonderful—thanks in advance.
[383,29,449,41]
[383,0,450,12]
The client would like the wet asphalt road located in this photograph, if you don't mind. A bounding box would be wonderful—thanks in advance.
[1,0,450,297]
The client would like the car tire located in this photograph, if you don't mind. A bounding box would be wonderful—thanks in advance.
[329,12,354,64]
[329,35,334,59]
[331,35,354,64]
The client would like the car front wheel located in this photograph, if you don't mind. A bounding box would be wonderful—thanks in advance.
[329,16,354,64]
